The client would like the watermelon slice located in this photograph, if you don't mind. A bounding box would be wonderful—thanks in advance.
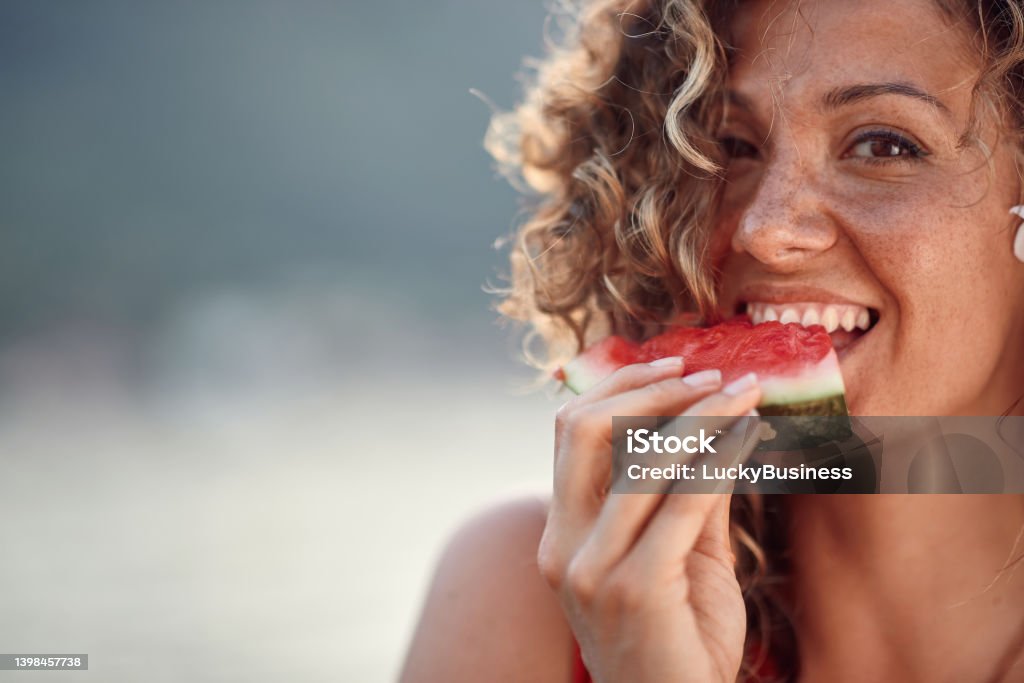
[556,318,847,416]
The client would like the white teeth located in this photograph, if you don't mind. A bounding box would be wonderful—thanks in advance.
[821,306,841,333]
[745,300,873,334]
[855,309,870,330]
[840,308,857,332]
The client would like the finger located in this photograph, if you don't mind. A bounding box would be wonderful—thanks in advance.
[692,493,734,566]
[681,373,761,420]
[552,358,693,474]
[594,374,761,497]
[629,417,763,578]
[680,409,762,496]
[545,369,727,580]
[568,409,759,581]
[554,370,726,514]
[620,493,728,588]
[613,492,724,585]
[579,357,688,404]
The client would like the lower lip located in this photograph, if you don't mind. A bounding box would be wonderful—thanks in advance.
[834,326,871,357]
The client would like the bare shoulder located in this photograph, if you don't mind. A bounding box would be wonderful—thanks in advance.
[398,495,575,683]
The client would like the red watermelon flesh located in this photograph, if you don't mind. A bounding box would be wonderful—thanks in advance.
[557,319,846,415]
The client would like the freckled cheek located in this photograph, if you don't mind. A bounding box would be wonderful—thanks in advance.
[835,186,992,336]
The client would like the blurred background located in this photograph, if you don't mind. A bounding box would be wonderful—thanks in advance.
[0,2,559,680]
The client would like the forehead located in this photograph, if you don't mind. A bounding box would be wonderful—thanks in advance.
[725,0,979,113]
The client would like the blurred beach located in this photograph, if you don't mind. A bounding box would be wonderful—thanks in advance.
[0,290,557,682]
[0,1,553,680]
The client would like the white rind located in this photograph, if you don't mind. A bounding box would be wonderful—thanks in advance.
[563,357,622,394]
[757,351,846,405]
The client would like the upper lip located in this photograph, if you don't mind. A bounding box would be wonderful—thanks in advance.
[728,284,878,313]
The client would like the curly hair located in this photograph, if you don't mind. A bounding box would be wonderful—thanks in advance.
[487,1,1024,680]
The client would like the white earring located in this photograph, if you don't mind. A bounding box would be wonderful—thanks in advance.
[1009,206,1024,263]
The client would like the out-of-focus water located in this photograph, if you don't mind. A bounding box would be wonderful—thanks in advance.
[0,289,559,682]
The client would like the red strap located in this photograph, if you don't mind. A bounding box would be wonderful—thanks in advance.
[571,642,590,683]
[746,640,781,680]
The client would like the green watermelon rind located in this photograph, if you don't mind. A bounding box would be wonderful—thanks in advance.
[758,394,848,417]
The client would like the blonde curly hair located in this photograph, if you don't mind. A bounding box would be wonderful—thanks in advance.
[487,1,1024,680]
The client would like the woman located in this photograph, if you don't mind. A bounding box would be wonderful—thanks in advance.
[401,0,1024,680]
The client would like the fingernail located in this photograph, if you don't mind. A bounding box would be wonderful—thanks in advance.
[649,356,684,367]
[682,369,721,388]
[723,372,758,396]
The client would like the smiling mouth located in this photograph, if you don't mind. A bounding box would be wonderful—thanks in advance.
[737,301,881,353]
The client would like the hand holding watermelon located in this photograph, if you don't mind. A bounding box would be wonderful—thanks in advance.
[538,358,760,683]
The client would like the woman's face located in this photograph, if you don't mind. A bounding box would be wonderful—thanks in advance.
[713,0,1024,415]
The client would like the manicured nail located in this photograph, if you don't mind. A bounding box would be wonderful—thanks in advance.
[723,372,758,396]
[649,356,684,367]
[682,369,722,388]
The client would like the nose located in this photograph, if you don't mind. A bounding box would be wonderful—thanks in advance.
[730,155,839,270]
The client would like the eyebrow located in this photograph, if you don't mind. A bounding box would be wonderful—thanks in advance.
[725,82,953,119]
[822,82,952,117]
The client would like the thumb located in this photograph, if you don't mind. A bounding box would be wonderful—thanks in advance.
[692,493,736,566]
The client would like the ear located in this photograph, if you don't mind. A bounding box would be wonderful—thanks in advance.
[1011,206,1024,263]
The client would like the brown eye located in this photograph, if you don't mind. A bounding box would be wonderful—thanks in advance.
[850,139,904,157]
[719,136,759,160]
[846,130,927,161]
[864,141,897,157]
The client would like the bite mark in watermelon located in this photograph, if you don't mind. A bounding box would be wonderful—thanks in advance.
[558,319,847,416]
